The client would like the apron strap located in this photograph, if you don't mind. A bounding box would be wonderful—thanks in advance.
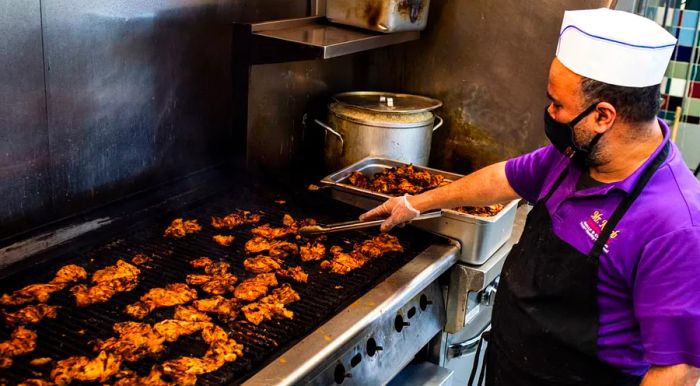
[540,164,571,204]
[589,142,670,259]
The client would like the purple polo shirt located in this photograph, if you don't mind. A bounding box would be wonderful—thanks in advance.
[505,119,700,376]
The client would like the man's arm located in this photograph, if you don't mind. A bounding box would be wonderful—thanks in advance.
[641,364,700,386]
[409,161,519,212]
[359,161,521,231]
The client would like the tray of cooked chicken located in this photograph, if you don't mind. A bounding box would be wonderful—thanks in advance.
[321,157,518,264]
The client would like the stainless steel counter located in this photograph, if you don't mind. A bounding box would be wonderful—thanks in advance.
[444,203,529,333]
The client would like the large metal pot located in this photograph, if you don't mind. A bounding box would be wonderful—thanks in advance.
[315,91,443,171]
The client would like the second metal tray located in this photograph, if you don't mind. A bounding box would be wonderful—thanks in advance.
[321,157,518,265]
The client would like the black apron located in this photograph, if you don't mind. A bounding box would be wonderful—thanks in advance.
[486,142,670,386]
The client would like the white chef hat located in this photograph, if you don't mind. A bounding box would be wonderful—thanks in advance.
[556,8,677,87]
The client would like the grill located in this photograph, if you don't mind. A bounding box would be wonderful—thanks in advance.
[0,174,440,385]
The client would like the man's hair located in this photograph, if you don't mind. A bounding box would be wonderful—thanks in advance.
[580,77,660,123]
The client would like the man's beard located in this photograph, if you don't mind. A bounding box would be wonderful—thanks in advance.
[573,123,607,167]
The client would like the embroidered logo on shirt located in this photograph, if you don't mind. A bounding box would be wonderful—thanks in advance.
[580,210,620,253]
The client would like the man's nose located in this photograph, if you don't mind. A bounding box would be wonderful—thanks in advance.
[546,103,555,117]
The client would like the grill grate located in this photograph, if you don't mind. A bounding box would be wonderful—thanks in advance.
[0,182,439,385]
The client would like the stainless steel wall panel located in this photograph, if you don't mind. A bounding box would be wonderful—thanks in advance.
[226,0,308,22]
[40,0,234,214]
[246,55,359,175]
[245,1,614,176]
[0,0,311,241]
[0,0,52,230]
[371,0,615,173]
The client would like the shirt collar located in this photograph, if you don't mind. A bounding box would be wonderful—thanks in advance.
[570,118,670,197]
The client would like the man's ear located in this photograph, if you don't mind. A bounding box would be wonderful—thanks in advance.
[593,102,616,133]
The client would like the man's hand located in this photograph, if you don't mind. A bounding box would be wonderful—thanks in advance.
[641,364,700,386]
[359,194,419,232]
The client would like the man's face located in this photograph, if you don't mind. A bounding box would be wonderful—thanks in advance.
[546,58,602,163]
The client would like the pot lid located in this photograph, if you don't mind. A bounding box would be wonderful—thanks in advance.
[332,91,442,113]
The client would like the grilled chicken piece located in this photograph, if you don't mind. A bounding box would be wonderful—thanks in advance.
[0,284,63,306]
[173,305,212,322]
[192,296,241,320]
[243,256,282,274]
[125,283,197,319]
[161,357,216,386]
[190,256,213,269]
[321,234,403,275]
[163,218,201,238]
[18,379,54,386]
[244,237,298,258]
[51,350,121,384]
[71,260,140,307]
[29,357,52,366]
[234,273,278,302]
[161,325,243,386]
[212,234,235,247]
[320,247,368,275]
[153,320,212,342]
[0,326,38,369]
[269,241,299,259]
[241,284,300,325]
[130,254,152,266]
[187,258,237,294]
[455,204,504,217]
[300,241,326,262]
[347,164,446,195]
[0,265,86,306]
[205,262,230,276]
[396,179,422,194]
[95,318,210,365]
[52,265,88,284]
[269,283,301,305]
[186,272,238,295]
[211,210,261,229]
[91,260,140,284]
[347,171,370,189]
[276,266,308,283]
[113,366,170,386]
[3,304,59,326]
[245,236,272,254]
[249,213,313,240]
[250,224,295,239]
[355,233,403,258]
[202,324,243,360]
[282,213,295,227]
[71,284,117,308]
[96,322,165,362]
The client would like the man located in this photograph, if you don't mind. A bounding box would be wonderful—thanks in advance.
[360,8,700,386]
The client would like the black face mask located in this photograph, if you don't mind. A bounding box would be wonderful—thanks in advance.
[544,103,603,166]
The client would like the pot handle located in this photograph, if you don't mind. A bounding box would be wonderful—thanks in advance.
[314,119,344,147]
[433,115,444,132]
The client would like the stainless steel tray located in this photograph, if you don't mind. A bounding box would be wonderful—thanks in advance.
[321,157,518,265]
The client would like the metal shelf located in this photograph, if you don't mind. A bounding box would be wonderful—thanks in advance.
[237,16,420,64]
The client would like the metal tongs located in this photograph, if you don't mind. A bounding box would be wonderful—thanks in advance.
[298,210,442,237]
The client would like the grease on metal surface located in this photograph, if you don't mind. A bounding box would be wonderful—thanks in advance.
[397,0,425,23]
[0,217,113,268]
[362,0,384,27]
